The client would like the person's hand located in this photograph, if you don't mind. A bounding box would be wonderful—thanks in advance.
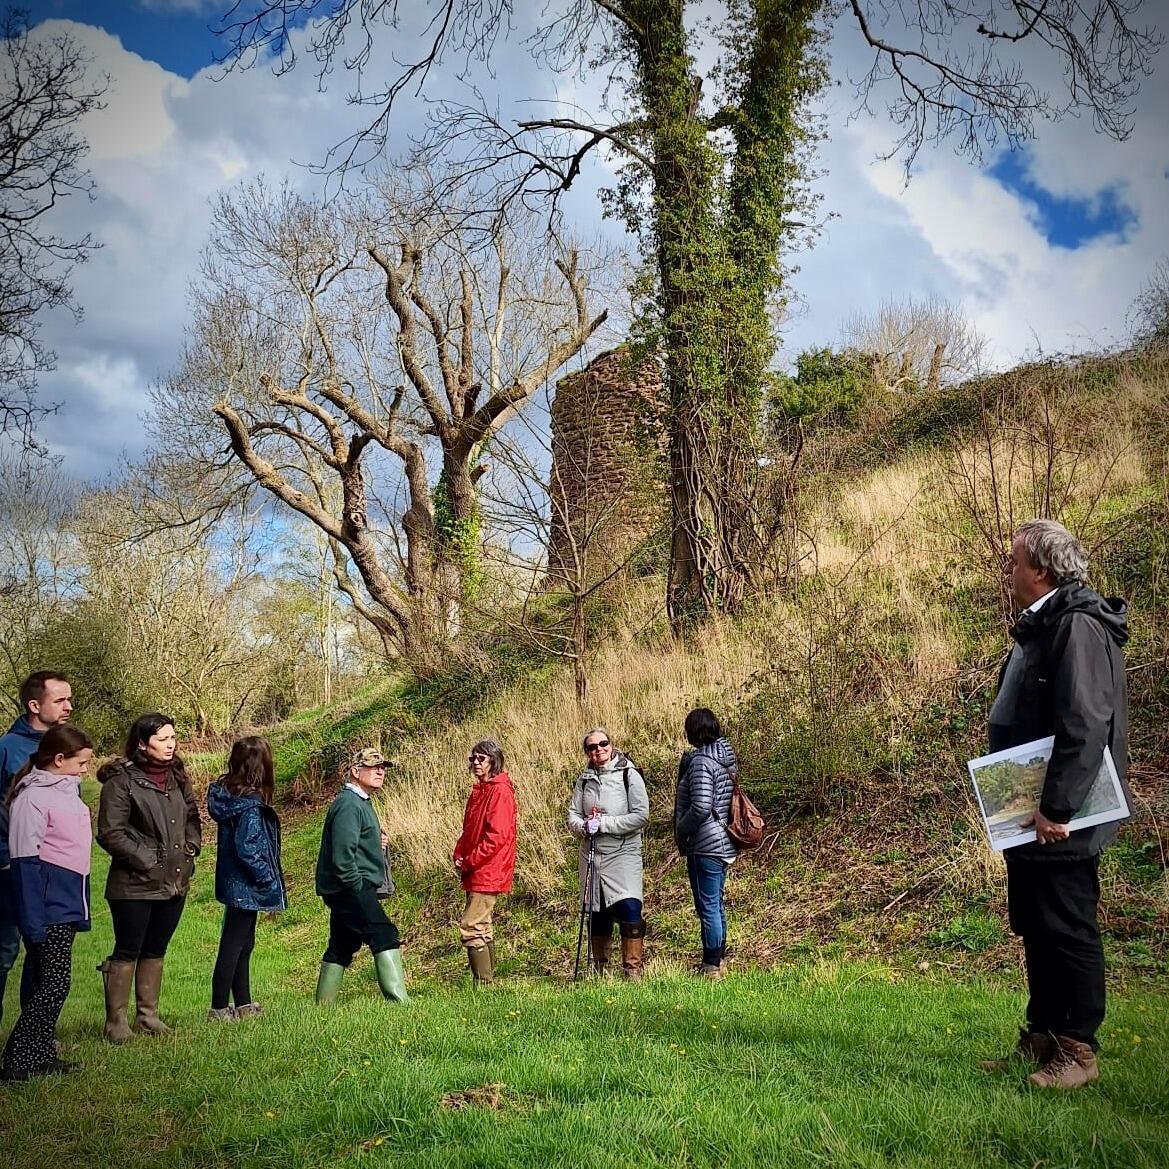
[585,814,601,836]
[381,831,389,850]
[1021,808,1071,845]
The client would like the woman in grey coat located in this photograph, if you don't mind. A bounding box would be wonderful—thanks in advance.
[568,727,649,979]
[673,708,738,979]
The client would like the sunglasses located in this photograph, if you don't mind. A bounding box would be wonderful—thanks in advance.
[584,740,610,752]
[468,753,491,764]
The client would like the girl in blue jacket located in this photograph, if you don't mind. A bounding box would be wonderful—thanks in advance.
[1,724,93,1081]
[206,736,286,1020]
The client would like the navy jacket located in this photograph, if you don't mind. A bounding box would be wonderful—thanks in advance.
[674,737,738,862]
[0,716,43,870]
[207,783,287,912]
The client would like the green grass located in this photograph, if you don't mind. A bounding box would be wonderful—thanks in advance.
[2,851,1167,1168]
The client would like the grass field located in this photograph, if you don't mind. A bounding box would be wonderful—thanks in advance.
[1,867,1167,1169]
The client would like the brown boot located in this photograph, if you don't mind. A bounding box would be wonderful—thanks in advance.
[620,921,646,981]
[133,958,171,1035]
[467,945,494,985]
[590,933,611,975]
[979,1027,1056,1071]
[1028,1036,1099,1089]
[99,959,135,1044]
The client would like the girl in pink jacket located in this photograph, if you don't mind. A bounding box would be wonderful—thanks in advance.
[1,724,94,1082]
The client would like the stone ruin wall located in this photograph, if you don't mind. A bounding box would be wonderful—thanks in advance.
[547,346,665,586]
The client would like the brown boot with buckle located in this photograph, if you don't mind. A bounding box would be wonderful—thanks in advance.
[619,920,646,981]
[1028,1035,1099,1089]
[978,1027,1056,1072]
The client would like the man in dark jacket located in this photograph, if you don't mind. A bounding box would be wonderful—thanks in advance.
[314,748,408,1006]
[0,671,72,1027]
[982,520,1129,1089]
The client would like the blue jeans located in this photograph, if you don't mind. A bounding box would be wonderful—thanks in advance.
[687,855,728,961]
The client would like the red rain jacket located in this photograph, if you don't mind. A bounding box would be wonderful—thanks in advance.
[453,771,517,894]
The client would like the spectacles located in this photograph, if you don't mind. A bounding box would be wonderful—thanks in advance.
[468,754,491,764]
[584,740,609,752]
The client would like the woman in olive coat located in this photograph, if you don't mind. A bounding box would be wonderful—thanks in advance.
[96,713,201,1042]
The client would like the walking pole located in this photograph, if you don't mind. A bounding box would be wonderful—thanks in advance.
[573,834,596,982]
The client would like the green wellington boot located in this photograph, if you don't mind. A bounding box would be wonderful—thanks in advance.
[314,961,346,1005]
[373,948,410,1004]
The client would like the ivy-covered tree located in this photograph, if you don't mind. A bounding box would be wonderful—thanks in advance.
[216,0,1162,625]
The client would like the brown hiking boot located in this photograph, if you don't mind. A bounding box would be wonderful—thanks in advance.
[1028,1036,1099,1089]
[979,1027,1056,1071]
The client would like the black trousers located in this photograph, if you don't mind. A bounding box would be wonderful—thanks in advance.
[322,886,400,965]
[2,924,74,1075]
[211,907,257,1009]
[1006,857,1106,1049]
[108,897,186,961]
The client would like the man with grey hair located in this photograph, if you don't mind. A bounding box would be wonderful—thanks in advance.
[981,519,1129,1088]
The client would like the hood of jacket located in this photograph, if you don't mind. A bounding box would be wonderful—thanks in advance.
[207,781,265,823]
[10,765,81,800]
[709,737,738,774]
[1013,582,1128,649]
[3,715,43,750]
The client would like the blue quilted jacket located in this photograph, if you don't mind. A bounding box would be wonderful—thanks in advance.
[207,784,287,912]
[674,737,739,862]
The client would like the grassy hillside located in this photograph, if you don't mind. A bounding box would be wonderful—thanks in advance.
[180,350,1168,982]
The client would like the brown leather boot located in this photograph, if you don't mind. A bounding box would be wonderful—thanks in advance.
[133,958,171,1035]
[99,959,135,1044]
[1028,1036,1099,1089]
[620,921,646,981]
[591,932,611,975]
[979,1027,1056,1071]
[467,945,494,985]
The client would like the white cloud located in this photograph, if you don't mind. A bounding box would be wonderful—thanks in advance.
[19,10,1169,480]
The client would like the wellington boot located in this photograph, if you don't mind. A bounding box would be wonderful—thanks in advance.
[487,941,496,977]
[373,948,410,1004]
[979,1027,1056,1072]
[467,945,494,985]
[133,958,170,1035]
[99,959,135,1044]
[591,933,611,975]
[314,961,345,1006]
[1028,1036,1099,1089]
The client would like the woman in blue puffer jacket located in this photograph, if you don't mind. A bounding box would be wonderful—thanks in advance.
[206,736,286,1021]
[673,708,738,979]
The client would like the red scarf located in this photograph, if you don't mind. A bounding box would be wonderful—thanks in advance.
[140,761,170,791]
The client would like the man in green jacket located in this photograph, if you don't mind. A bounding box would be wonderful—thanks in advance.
[314,748,408,1005]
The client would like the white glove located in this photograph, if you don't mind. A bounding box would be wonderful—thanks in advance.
[585,814,601,836]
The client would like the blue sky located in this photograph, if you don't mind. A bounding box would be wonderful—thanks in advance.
[12,2,1169,479]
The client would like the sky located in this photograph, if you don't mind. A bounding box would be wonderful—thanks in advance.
[11,0,1169,480]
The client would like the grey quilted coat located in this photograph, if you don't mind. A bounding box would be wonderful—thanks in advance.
[673,737,738,862]
[567,751,649,910]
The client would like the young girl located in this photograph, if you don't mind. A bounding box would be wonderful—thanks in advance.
[206,736,286,1020]
[1,724,94,1081]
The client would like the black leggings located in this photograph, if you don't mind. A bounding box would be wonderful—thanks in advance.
[108,897,186,962]
[211,907,257,1009]
[2,924,74,1075]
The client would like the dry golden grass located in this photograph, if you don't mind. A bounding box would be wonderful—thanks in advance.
[381,620,772,896]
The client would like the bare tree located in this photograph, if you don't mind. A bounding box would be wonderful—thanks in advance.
[162,176,608,667]
[842,296,989,394]
[0,8,107,445]
[1128,257,1169,352]
[213,0,1162,629]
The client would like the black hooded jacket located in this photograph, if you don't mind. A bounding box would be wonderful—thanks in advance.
[990,581,1129,861]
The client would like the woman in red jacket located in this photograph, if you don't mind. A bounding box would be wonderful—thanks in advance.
[452,739,517,985]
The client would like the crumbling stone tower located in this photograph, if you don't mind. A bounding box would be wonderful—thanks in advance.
[547,346,665,586]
